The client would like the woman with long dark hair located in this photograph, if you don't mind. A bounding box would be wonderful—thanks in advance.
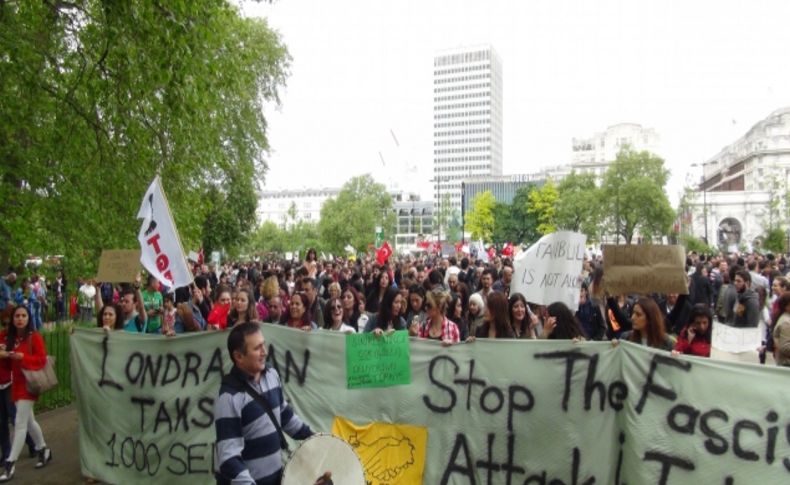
[341,286,367,332]
[363,287,406,336]
[0,305,52,482]
[471,292,515,340]
[543,302,586,340]
[509,293,538,339]
[286,292,316,331]
[611,296,673,350]
[365,270,391,314]
[673,304,713,357]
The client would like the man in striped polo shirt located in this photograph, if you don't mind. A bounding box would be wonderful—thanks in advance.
[215,322,314,484]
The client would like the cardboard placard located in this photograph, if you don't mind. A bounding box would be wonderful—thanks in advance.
[602,245,687,295]
[96,250,141,283]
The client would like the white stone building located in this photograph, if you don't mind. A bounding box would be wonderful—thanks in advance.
[433,45,503,215]
[570,123,661,177]
[688,107,790,249]
[257,188,340,229]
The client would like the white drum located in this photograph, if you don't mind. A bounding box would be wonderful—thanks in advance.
[282,433,366,485]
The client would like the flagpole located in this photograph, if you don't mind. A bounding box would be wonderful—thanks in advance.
[154,176,194,281]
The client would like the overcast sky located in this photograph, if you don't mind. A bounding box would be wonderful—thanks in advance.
[241,0,790,205]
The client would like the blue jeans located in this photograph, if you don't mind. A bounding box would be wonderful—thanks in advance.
[30,301,42,331]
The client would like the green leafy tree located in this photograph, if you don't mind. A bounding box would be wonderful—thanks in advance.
[318,174,395,253]
[466,191,496,242]
[763,228,786,254]
[527,178,559,235]
[601,148,675,244]
[555,171,602,239]
[491,185,540,245]
[0,1,289,275]
[762,175,784,230]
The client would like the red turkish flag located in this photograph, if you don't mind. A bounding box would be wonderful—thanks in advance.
[376,241,393,265]
[487,246,497,260]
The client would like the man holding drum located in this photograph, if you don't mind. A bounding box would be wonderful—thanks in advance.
[215,323,329,485]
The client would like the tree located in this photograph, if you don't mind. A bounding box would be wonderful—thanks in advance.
[763,228,786,254]
[600,148,675,244]
[762,175,784,230]
[491,185,540,245]
[0,1,289,275]
[318,174,395,253]
[527,178,559,235]
[466,191,496,242]
[555,171,602,239]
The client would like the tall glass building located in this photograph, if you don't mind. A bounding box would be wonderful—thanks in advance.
[433,45,503,218]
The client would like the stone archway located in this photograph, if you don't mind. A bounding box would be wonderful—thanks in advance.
[718,217,742,246]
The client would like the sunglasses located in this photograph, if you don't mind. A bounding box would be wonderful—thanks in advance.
[331,305,342,310]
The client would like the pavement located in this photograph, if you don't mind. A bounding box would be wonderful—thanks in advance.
[15,404,83,485]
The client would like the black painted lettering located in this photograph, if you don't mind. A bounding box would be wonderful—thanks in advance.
[766,411,778,464]
[161,354,182,387]
[584,354,605,411]
[643,450,695,485]
[700,409,729,455]
[534,350,588,411]
[614,432,625,485]
[190,397,214,429]
[480,387,505,414]
[440,433,476,485]
[570,447,596,485]
[284,349,310,385]
[174,397,190,432]
[187,443,209,473]
[153,401,173,434]
[423,356,458,413]
[635,354,691,414]
[131,396,155,433]
[182,352,202,388]
[733,420,763,461]
[608,382,627,411]
[475,433,501,484]
[453,359,486,411]
[99,335,123,391]
[204,347,224,382]
[167,443,187,475]
[667,404,699,435]
[125,352,145,385]
[142,354,164,387]
[507,386,534,432]
[501,433,525,484]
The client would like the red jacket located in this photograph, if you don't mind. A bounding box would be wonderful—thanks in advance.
[673,326,711,357]
[0,331,47,402]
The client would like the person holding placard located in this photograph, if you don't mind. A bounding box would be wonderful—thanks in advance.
[543,302,586,341]
[119,279,149,334]
[508,293,539,339]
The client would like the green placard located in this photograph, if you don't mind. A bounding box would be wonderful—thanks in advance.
[345,330,411,389]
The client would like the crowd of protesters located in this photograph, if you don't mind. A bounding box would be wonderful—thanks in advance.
[2,248,790,367]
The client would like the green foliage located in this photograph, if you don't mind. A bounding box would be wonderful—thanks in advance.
[244,220,323,256]
[318,174,395,253]
[763,228,786,254]
[466,191,496,242]
[527,178,559,235]
[491,185,540,245]
[555,171,602,239]
[762,175,784,230]
[600,149,675,244]
[679,234,717,255]
[0,1,290,276]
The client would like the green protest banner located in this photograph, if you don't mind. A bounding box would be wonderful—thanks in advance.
[345,330,411,389]
[71,325,790,484]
